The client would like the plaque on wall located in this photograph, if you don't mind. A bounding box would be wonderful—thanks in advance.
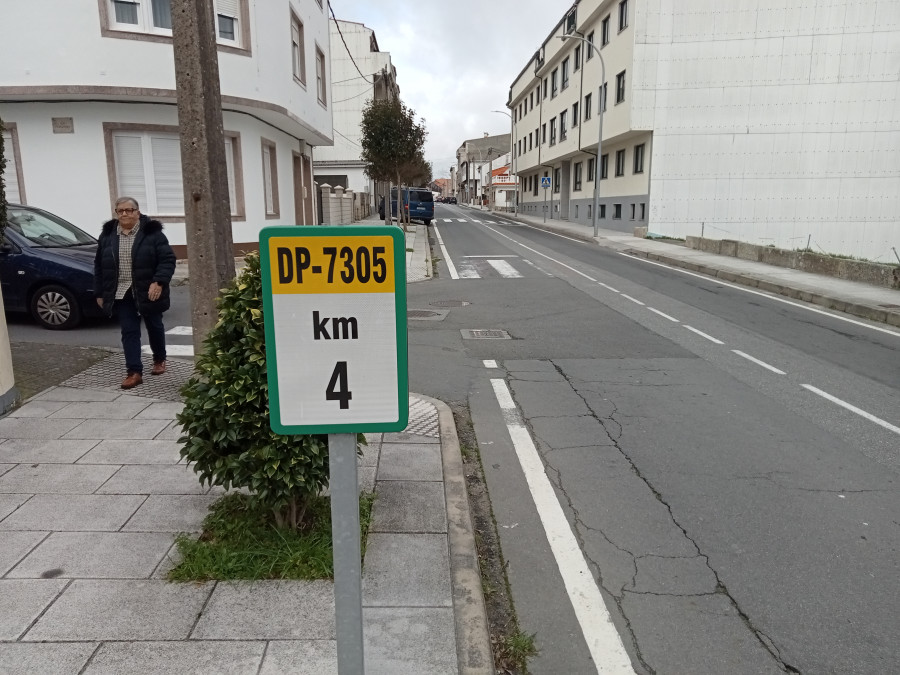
[51,118,75,134]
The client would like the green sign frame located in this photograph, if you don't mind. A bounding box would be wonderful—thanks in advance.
[260,225,409,435]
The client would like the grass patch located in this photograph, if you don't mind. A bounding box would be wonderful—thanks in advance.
[168,492,375,582]
[495,630,539,672]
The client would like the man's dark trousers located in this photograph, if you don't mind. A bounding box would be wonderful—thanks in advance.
[115,290,166,375]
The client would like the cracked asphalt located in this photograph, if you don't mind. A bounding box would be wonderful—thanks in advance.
[411,206,898,674]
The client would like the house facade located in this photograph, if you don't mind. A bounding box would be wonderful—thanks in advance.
[508,0,900,260]
[454,134,511,206]
[0,0,333,254]
[313,19,400,209]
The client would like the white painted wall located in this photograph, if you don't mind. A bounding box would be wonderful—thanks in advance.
[635,0,900,261]
[0,101,305,246]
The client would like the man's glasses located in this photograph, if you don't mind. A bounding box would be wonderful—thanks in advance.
[115,208,138,215]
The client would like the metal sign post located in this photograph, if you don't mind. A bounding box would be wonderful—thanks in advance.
[261,225,409,675]
[541,177,551,224]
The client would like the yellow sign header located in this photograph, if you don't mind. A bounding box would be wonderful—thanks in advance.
[268,235,396,294]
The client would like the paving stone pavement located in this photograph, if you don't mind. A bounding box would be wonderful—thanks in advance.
[0,380,491,674]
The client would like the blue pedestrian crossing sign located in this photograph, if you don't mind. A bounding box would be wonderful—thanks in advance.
[541,176,552,189]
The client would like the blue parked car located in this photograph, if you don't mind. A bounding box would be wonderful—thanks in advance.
[390,187,434,225]
[1,204,102,329]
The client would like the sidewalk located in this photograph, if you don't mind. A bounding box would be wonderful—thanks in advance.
[461,204,900,328]
[0,224,492,674]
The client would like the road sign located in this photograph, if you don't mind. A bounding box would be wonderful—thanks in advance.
[541,176,552,189]
[260,225,409,435]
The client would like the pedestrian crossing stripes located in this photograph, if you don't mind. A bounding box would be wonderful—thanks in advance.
[441,218,501,224]
[455,257,532,279]
[141,325,195,356]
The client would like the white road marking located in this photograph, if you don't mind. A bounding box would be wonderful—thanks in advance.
[648,307,679,322]
[483,359,499,368]
[166,326,193,335]
[465,255,518,258]
[598,282,620,293]
[487,260,523,278]
[621,294,645,306]
[143,344,194,356]
[456,219,467,222]
[485,220,497,224]
[731,350,786,375]
[801,385,900,436]
[458,261,480,278]
[483,225,597,282]
[473,220,483,224]
[432,225,459,280]
[442,218,452,223]
[684,325,725,344]
[523,260,554,276]
[618,253,900,339]
[489,379,634,674]
[515,222,594,245]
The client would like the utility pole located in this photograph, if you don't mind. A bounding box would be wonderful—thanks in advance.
[171,0,236,353]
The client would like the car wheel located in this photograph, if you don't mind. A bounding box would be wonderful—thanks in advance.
[30,284,82,330]
[424,219,431,226]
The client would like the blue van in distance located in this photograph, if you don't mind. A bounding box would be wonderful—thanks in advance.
[390,187,434,225]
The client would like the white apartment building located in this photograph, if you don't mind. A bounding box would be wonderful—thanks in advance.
[509,0,900,261]
[314,19,399,206]
[0,0,333,255]
[455,134,511,206]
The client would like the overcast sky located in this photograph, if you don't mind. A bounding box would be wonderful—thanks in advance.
[330,0,560,179]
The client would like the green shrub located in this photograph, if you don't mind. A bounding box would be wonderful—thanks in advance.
[177,252,363,530]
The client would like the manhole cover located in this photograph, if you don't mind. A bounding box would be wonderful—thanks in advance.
[431,300,471,307]
[879,304,900,309]
[461,329,511,340]
[408,309,440,319]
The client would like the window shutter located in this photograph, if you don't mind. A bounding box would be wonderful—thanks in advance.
[224,137,237,215]
[262,146,274,214]
[2,131,21,203]
[216,0,239,17]
[113,134,148,209]
[150,135,184,215]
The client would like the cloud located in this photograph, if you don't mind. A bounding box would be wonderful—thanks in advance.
[329,0,558,177]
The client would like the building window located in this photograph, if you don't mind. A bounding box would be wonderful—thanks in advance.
[587,157,595,182]
[619,0,629,31]
[530,91,534,109]
[105,0,245,49]
[561,57,570,90]
[261,139,279,217]
[534,174,539,195]
[1,125,25,204]
[601,15,610,45]
[583,94,592,121]
[575,205,579,218]
[600,153,608,179]
[640,203,646,220]
[316,46,327,105]
[553,167,561,193]
[602,82,608,111]
[586,31,594,59]
[549,118,557,145]
[543,78,548,99]
[529,133,533,151]
[535,127,539,146]
[574,45,581,71]
[587,204,591,219]
[518,140,523,156]
[572,101,579,126]
[600,204,606,218]
[630,203,636,220]
[542,124,547,144]
[615,149,626,176]
[633,143,645,173]
[551,69,558,98]
[291,12,305,84]
[109,127,241,218]
[559,111,567,142]
[613,203,622,219]
[573,162,582,191]
[616,70,626,103]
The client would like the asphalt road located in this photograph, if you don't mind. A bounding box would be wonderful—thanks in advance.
[410,203,899,674]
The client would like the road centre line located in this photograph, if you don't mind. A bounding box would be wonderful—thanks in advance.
[731,350,787,375]
[621,294,645,306]
[618,252,900,339]
[456,219,467,222]
[801,384,900,436]
[598,282,620,293]
[432,225,459,280]
[684,325,725,344]
[483,225,598,282]
[648,307,679,322]
[489,378,635,673]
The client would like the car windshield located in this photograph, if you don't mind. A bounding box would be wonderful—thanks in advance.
[7,208,96,248]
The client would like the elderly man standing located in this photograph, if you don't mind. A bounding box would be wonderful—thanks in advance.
[94,197,176,389]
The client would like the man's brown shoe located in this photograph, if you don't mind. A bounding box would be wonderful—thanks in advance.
[121,372,143,389]
[151,361,166,376]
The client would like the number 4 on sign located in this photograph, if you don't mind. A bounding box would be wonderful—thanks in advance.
[326,362,352,409]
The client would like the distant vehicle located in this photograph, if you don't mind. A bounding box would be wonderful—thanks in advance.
[390,187,434,226]
[0,204,103,330]
[448,196,458,204]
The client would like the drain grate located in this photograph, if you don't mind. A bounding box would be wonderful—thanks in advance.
[431,300,471,307]
[409,309,440,319]
[461,329,511,340]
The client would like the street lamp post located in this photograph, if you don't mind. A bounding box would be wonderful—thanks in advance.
[559,35,605,238]
[491,110,517,215]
